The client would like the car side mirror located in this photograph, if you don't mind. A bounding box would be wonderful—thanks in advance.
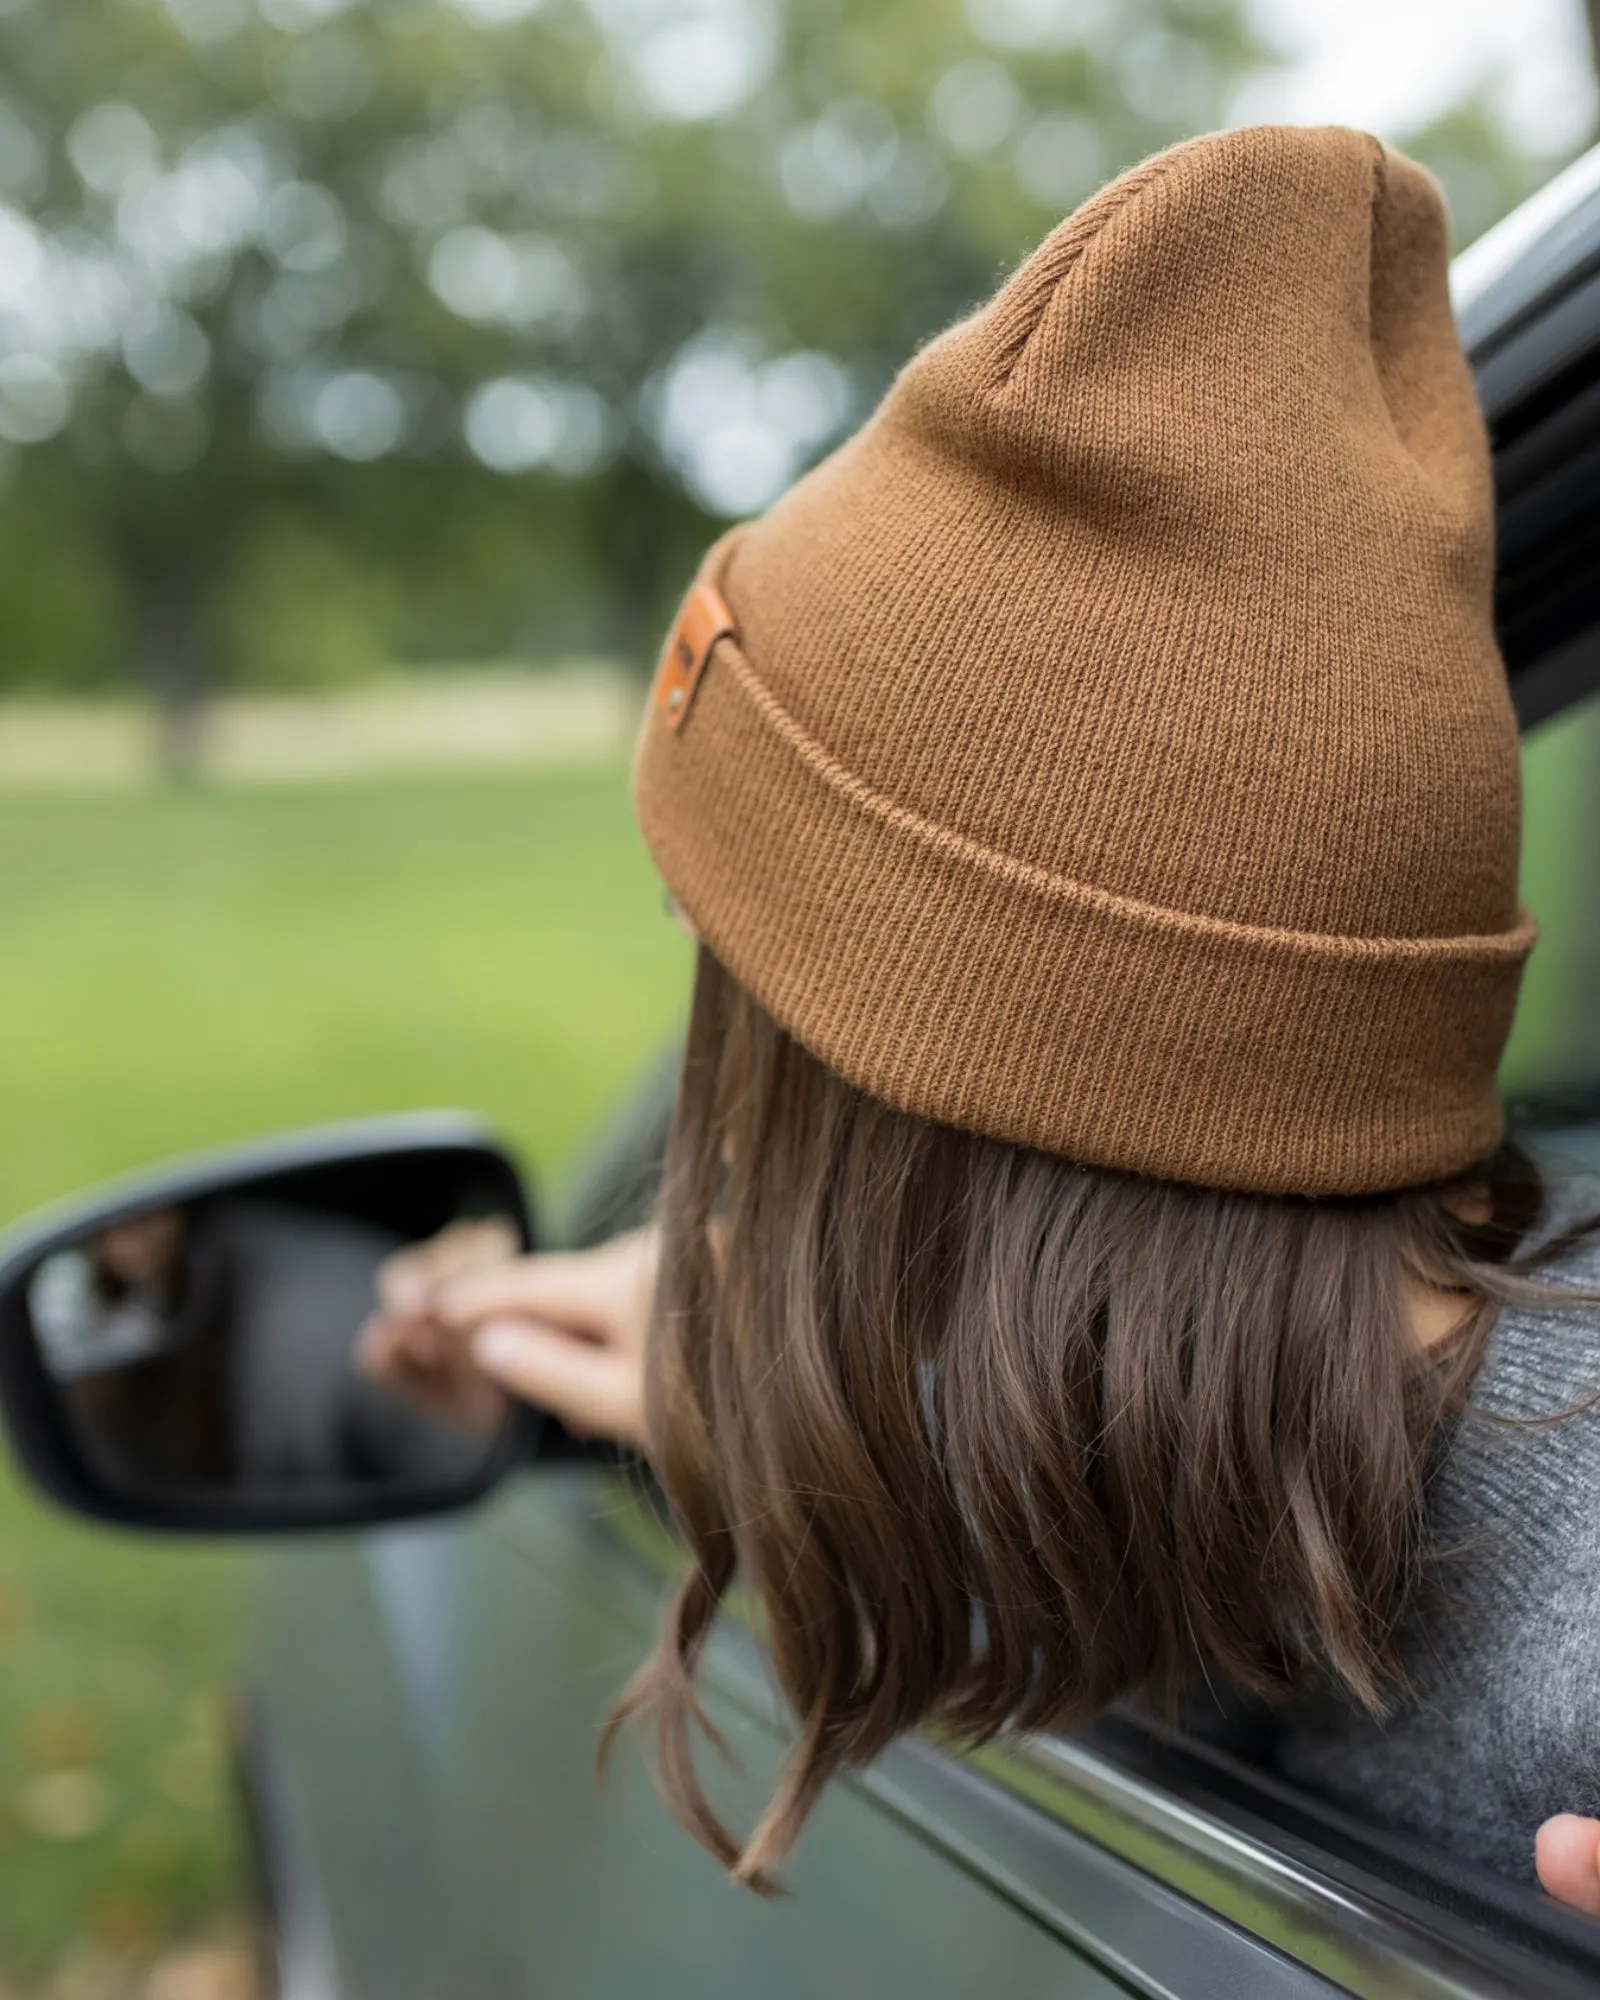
[0,1114,536,1534]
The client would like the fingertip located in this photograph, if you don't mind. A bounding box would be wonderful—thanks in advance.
[1536,1813,1590,1863]
[1537,1815,1600,1918]
[468,1319,527,1380]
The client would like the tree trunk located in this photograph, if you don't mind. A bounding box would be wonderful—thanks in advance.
[125,564,208,783]
[598,457,708,676]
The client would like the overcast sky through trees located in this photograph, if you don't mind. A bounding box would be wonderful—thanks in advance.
[1251,0,1595,155]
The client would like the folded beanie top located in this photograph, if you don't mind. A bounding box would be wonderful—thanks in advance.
[633,123,1536,1197]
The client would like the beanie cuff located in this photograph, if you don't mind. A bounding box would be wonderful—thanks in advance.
[633,609,1535,1198]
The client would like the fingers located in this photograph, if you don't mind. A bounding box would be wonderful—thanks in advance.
[359,1311,449,1370]
[367,1229,657,1449]
[1537,1816,1600,1918]
[377,1217,521,1317]
[354,1314,508,1436]
[432,1256,612,1332]
[471,1318,646,1448]
[433,1234,653,1347]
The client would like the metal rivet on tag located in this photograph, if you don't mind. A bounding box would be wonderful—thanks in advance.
[654,580,737,733]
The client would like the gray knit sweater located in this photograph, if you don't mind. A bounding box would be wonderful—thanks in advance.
[1266,1189,1600,1883]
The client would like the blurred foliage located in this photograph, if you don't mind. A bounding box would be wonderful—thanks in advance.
[0,0,1588,764]
[216,509,396,687]
[1404,86,1582,252]
[0,485,125,693]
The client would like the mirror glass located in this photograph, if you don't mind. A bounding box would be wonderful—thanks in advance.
[14,1146,524,1518]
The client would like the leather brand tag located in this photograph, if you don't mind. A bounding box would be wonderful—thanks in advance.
[654,581,737,733]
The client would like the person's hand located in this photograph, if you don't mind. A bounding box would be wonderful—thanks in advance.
[358,1223,658,1451]
[1538,1815,1600,1918]
[356,1217,523,1437]
[432,1226,657,1450]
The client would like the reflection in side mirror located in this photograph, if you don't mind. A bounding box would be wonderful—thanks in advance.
[0,1115,534,1534]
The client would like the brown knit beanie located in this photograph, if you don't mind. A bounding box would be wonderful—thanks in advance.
[632,124,1536,1197]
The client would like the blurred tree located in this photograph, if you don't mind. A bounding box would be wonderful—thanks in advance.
[215,509,395,688]
[0,0,1285,771]
[1403,87,1587,255]
[0,481,123,692]
[0,0,1580,774]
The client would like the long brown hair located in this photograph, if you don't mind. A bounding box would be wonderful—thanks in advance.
[606,945,1578,1887]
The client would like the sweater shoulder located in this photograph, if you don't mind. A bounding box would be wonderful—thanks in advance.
[1469,1169,1600,1425]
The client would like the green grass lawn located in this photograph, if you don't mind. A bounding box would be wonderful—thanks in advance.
[0,766,692,1983]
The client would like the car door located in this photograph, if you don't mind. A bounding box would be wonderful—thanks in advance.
[241,1527,447,2000]
[412,1466,1345,2000]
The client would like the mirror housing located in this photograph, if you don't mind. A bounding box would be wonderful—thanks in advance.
[0,1114,537,1534]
